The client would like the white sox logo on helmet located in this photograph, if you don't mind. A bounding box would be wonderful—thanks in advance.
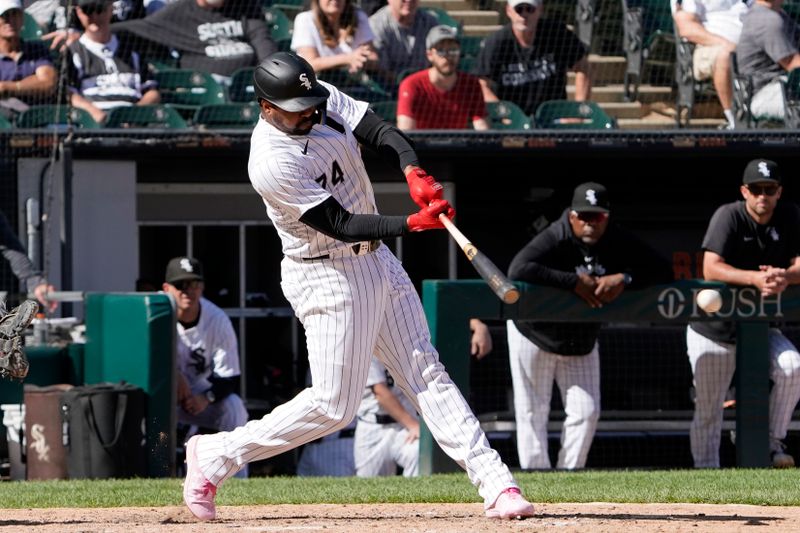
[299,73,312,90]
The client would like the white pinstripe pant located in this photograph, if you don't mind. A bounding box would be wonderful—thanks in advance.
[686,325,800,468]
[193,246,516,506]
[507,321,600,470]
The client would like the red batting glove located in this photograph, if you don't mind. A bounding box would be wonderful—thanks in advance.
[405,167,443,209]
[406,199,455,232]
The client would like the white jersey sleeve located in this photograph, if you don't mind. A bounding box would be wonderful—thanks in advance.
[290,11,318,52]
[321,80,369,130]
[365,357,389,388]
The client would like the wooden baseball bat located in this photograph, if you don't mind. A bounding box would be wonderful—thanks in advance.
[439,215,520,304]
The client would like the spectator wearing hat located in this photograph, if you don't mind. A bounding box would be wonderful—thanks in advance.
[162,257,249,476]
[506,183,671,469]
[686,159,800,469]
[369,0,437,88]
[67,0,160,125]
[474,0,590,118]
[0,0,57,119]
[396,24,487,130]
[736,0,800,124]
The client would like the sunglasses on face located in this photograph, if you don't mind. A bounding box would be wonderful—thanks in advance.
[747,184,779,196]
[514,4,536,15]
[433,47,461,58]
[573,211,609,223]
[80,3,109,15]
[172,280,201,292]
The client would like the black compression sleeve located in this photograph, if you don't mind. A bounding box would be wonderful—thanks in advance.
[353,110,419,171]
[208,376,240,403]
[300,196,408,242]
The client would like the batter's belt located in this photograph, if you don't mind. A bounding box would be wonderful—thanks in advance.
[301,240,381,262]
[358,414,396,425]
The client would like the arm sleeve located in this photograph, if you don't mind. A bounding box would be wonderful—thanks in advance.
[701,205,735,258]
[207,376,240,402]
[365,357,388,388]
[396,75,416,119]
[352,109,419,171]
[300,196,408,242]
[354,10,375,45]
[0,211,46,292]
[507,227,579,289]
[290,11,316,51]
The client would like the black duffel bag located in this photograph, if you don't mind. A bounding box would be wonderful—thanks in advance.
[60,382,147,479]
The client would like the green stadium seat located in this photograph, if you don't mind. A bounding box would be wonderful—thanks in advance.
[485,100,531,130]
[193,103,260,129]
[369,100,397,124]
[458,35,484,59]
[318,69,390,103]
[229,67,255,103]
[105,105,188,128]
[621,0,676,101]
[534,100,617,129]
[15,105,99,129]
[458,55,475,74]
[263,6,294,42]
[422,7,461,32]
[0,114,12,129]
[21,12,43,41]
[154,69,227,107]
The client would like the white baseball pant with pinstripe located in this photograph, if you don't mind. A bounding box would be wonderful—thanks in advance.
[686,325,800,468]
[507,321,600,470]
[191,246,517,506]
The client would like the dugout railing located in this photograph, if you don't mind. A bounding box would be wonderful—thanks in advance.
[420,279,800,474]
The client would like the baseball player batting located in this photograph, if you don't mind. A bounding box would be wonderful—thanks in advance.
[182,51,534,521]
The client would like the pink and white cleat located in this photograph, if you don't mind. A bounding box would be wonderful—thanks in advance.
[183,435,217,521]
[485,487,535,520]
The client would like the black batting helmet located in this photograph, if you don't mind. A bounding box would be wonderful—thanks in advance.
[253,52,330,112]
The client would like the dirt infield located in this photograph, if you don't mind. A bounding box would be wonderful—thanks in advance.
[4,503,800,532]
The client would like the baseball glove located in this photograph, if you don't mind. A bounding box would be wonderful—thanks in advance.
[0,300,38,380]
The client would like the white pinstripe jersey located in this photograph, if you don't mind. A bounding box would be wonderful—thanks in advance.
[248,81,374,259]
[177,297,241,395]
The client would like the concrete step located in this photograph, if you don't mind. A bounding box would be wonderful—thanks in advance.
[450,9,500,26]
[617,116,727,130]
[568,55,627,85]
[567,84,673,104]
[462,24,502,36]
[599,101,644,120]
[420,0,475,10]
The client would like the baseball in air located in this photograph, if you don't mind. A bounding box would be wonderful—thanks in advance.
[696,289,723,313]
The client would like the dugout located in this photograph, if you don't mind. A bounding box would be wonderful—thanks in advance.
[4,129,800,471]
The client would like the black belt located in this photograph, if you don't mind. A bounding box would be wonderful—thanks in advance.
[308,427,355,444]
[360,414,396,425]
[302,240,381,262]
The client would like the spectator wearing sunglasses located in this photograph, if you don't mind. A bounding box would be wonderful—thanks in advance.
[67,0,160,125]
[506,182,671,470]
[162,257,249,476]
[687,159,800,469]
[396,24,487,130]
[474,0,590,118]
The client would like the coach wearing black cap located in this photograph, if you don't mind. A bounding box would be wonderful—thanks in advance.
[162,256,249,477]
[687,158,800,470]
[506,182,672,470]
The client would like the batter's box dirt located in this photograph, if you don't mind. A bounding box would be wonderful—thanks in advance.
[3,502,800,532]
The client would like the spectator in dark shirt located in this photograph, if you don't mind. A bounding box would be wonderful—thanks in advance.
[475,0,590,117]
[506,182,671,469]
[67,0,160,124]
[0,0,56,118]
[112,0,276,81]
